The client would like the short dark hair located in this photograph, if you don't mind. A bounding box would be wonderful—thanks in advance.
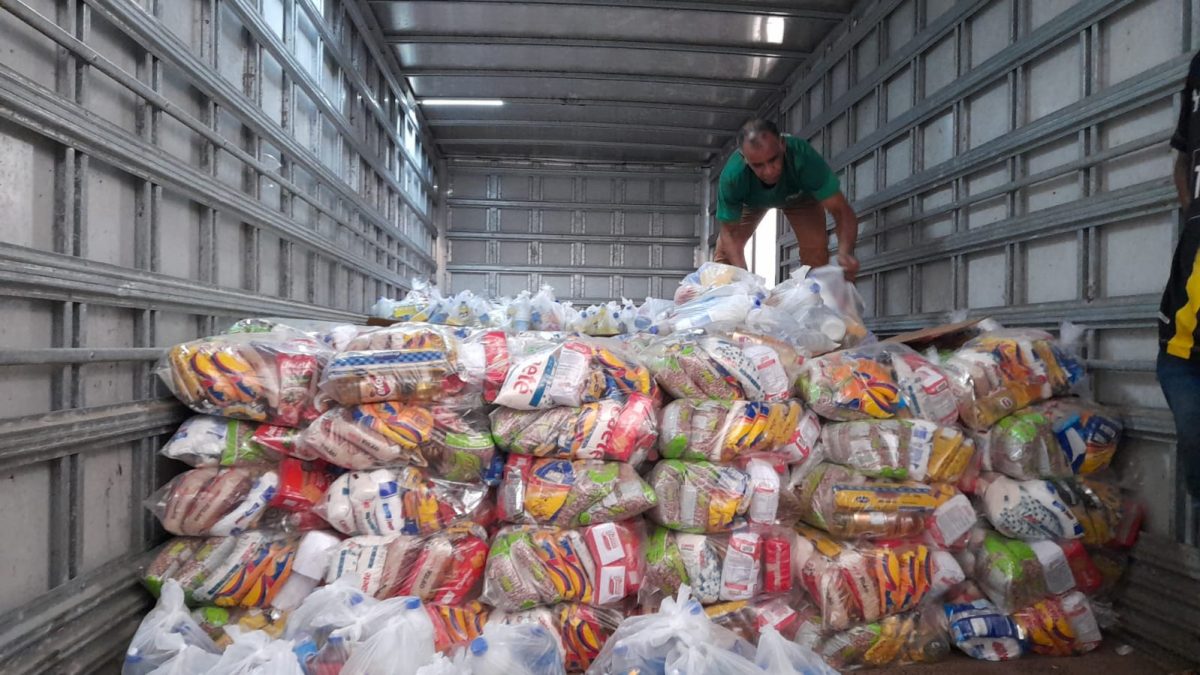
[738,118,780,147]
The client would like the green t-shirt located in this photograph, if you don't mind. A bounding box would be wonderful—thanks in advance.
[716,135,841,222]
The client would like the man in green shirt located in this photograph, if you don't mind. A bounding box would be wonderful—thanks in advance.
[715,119,860,279]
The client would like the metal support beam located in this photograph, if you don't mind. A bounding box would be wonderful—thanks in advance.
[446,197,700,212]
[384,33,811,59]
[437,138,722,152]
[452,96,755,115]
[370,0,847,20]
[404,68,779,90]
[427,119,736,137]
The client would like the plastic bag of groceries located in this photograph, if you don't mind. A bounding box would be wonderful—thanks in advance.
[704,592,818,644]
[646,460,750,533]
[1011,591,1102,656]
[800,604,950,671]
[665,289,761,334]
[657,399,803,463]
[494,335,657,410]
[490,393,659,464]
[1047,477,1125,546]
[767,265,871,347]
[489,603,623,673]
[144,532,314,608]
[123,580,221,675]
[798,343,959,424]
[158,329,331,427]
[819,418,975,483]
[976,473,1084,541]
[634,297,674,333]
[740,304,842,357]
[941,328,1085,431]
[642,331,795,402]
[673,262,767,305]
[498,456,658,527]
[793,462,939,539]
[298,400,497,481]
[148,466,280,537]
[922,484,980,551]
[1032,398,1123,475]
[973,408,1074,480]
[482,521,643,611]
[190,603,292,649]
[319,323,493,406]
[211,629,304,675]
[944,598,1026,661]
[377,278,442,322]
[791,527,964,631]
[461,621,567,675]
[954,530,1051,612]
[316,467,493,537]
[640,526,795,606]
[160,415,300,467]
[754,626,838,675]
[586,587,760,675]
[324,525,489,603]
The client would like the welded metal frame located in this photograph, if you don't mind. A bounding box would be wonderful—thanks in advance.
[370,0,847,20]
[0,0,438,671]
[383,33,813,60]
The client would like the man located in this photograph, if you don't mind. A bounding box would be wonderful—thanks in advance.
[1157,49,1200,512]
[714,119,860,279]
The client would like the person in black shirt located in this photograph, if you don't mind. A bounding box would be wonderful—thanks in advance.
[1157,50,1200,510]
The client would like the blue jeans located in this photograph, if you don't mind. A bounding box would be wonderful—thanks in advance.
[1156,351,1200,501]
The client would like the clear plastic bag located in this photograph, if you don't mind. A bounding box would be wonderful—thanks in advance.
[978,473,1084,541]
[123,580,220,675]
[191,604,290,649]
[157,331,330,427]
[808,605,950,670]
[148,467,279,537]
[672,262,767,305]
[793,462,937,539]
[462,622,566,675]
[942,329,1085,431]
[317,467,493,537]
[1011,591,1102,656]
[803,265,870,346]
[754,626,839,675]
[922,484,979,551]
[144,645,221,675]
[498,456,658,527]
[483,521,643,611]
[155,532,302,608]
[494,336,656,410]
[586,587,760,675]
[665,290,760,334]
[792,527,957,631]
[1034,398,1122,475]
[944,599,1025,661]
[819,418,975,483]
[646,460,750,533]
[529,285,564,332]
[643,332,791,402]
[634,297,674,333]
[953,530,1047,612]
[640,526,795,606]
[299,400,497,481]
[798,343,958,424]
[341,597,439,675]
[489,603,624,673]
[160,415,288,467]
[657,399,803,463]
[324,526,489,603]
[379,278,442,322]
[211,629,304,675]
[973,408,1073,480]
[490,393,659,463]
[704,591,818,644]
[1047,477,1124,546]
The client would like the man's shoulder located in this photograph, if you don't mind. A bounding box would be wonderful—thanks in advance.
[719,150,748,185]
[783,134,816,155]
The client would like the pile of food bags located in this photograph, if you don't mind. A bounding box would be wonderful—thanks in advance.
[127,262,1144,673]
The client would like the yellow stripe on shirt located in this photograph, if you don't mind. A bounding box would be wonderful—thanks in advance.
[1167,248,1200,358]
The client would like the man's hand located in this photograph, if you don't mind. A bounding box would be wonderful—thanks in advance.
[837,250,859,281]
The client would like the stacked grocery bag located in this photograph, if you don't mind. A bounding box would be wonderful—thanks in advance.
[124,262,1144,674]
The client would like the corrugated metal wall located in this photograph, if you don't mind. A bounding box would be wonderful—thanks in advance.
[0,0,432,671]
[775,0,1195,544]
[443,159,708,303]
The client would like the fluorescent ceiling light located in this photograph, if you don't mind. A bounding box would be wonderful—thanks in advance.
[766,16,785,44]
[420,99,505,106]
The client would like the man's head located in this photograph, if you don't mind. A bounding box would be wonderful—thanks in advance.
[738,118,786,186]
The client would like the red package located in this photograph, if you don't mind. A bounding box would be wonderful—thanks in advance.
[1059,541,1103,595]
[608,393,659,463]
[427,601,489,653]
[433,536,491,605]
[480,331,510,404]
[583,521,643,604]
[762,536,792,594]
[271,458,334,512]
[1110,499,1144,549]
[252,424,302,457]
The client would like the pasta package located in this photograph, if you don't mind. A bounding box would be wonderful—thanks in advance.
[158,330,330,427]
[490,393,659,464]
[316,467,493,537]
[657,399,803,463]
[1011,591,1102,656]
[482,521,643,611]
[820,418,975,483]
[498,456,657,527]
[299,401,496,482]
[324,526,489,603]
[798,343,958,425]
[805,606,951,670]
[1035,399,1123,475]
[143,532,300,608]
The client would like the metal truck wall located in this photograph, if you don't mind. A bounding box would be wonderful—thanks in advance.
[774,0,1199,663]
[0,1,434,671]
[443,159,707,303]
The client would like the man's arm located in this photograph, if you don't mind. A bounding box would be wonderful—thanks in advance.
[1176,150,1192,210]
[819,191,860,281]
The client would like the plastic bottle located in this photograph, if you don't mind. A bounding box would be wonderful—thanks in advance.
[466,625,563,675]
[309,635,351,675]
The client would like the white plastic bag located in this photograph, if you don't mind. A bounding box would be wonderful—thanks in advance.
[211,629,304,675]
[123,580,220,675]
[341,597,439,675]
[463,622,566,675]
[416,652,471,675]
[145,645,220,675]
[284,578,377,642]
[754,627,838,675]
